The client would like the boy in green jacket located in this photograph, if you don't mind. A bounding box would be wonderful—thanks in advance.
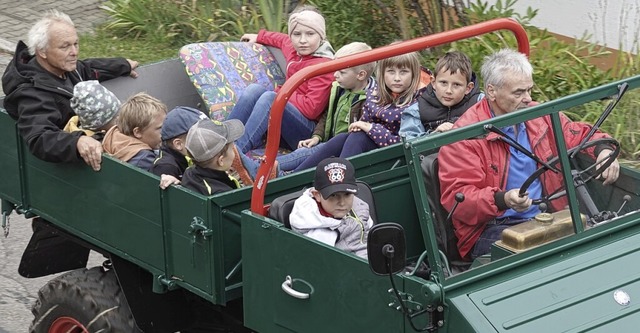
[244,42,377,178]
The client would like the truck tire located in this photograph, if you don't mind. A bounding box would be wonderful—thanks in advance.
[29,266,141,333]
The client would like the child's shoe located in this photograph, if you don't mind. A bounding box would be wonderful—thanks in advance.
[243,153,280,181]
[231,145,254,186]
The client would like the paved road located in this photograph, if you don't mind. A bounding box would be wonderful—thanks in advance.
[0,215,104,332]
[0,215,41,333]
[0,3,108,332]
[0,0,109,91]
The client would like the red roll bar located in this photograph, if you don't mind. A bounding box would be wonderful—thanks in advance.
[251,18,529,215]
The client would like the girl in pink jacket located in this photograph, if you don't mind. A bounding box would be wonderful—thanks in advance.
[228,5,335,154]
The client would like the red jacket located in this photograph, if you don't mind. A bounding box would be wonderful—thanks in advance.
[439,98,612,259]
[257,30,334,121]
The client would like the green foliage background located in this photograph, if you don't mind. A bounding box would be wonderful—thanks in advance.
[81,0,640,159]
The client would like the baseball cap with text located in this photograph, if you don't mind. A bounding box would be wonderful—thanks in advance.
[314,157,358,198]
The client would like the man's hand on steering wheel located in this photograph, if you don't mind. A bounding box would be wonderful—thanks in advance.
[596,149,619,185]
[505,189,532,212]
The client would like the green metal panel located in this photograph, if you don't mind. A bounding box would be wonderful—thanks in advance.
[0,110,21,205]
[242,214,405,332]
[23,154,166,273]
[161,184,214,298]
[465,224,640,332]
[210,187,252,302]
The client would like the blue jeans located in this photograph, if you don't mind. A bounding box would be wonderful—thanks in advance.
[228,83,316,154]
[470,218,530,259]
[276,143,323,171]
[293,131,378,171]
[237,144,322,179]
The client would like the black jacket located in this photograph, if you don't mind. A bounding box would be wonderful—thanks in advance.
[181,166,240,196]
[1,41,131,163]
[151,146,190,180]
[417,72,482,133]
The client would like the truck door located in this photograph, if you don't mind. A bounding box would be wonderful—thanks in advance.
[242,215,405,332]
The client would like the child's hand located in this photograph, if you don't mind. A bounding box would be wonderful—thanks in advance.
[160,174,181,189]
[349,121,372,133]
[299,136,320,148]
[434,122,454,133]
[240,34,258,43]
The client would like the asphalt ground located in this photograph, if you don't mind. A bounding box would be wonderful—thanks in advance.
[0,0,109,94]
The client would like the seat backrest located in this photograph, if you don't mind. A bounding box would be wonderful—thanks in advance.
[268,181,378,228]
[179,42,286,121]
[421,153,467,265]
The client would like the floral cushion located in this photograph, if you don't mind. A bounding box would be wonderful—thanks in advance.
[179,42,286,121]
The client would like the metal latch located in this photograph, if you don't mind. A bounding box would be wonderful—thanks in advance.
[188,217,213,266]
[188,217,213,239]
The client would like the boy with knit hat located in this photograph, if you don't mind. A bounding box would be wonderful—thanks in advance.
[65,80,121,141]
[151,106,208,189]
[181,119,246,196]
[289,157,374,259]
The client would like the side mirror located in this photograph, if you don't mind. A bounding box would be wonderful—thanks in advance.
[367,223,406,275]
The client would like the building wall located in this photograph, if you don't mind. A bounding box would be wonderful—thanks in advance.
[484,0,640,53]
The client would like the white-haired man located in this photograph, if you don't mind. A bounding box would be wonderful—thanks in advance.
[2,9,138,171]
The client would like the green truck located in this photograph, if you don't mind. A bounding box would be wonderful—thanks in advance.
[2,18,640,332]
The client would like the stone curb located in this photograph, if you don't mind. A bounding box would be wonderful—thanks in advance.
[0,37,13,54]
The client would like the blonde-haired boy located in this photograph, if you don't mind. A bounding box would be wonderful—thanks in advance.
[102,92,167,171]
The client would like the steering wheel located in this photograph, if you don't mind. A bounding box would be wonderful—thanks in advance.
[518,138,620,206]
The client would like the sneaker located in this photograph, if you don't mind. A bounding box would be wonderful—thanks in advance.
[253,155,280,180]
[232,145,254,186]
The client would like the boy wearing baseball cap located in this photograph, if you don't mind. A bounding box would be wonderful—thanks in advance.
[181,118,246,195]
[289,157,374,259]
[151,106,208,189]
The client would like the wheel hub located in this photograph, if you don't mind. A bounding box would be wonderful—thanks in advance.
[49,316,89,333]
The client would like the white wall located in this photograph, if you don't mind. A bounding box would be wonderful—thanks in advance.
[482,0,640,53]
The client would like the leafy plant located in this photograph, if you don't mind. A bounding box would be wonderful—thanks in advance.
[254,0,286,32]
[80,29,177,63]
[92,0,640,158]
[100,0,261,45]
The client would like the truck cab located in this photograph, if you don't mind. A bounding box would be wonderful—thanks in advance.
[2,18,640,332]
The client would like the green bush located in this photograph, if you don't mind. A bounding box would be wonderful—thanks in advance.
[80,29,177,64]
[89,0,640,158]
[100,0,263,45]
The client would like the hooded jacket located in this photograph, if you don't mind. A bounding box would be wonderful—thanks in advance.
[419,72,482,131]
[102,126,156,171]
[400,72,482,140]
[290,188,374,259]
[2,41,131,163]
[257,30,334,121]
[438,98,614,259]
